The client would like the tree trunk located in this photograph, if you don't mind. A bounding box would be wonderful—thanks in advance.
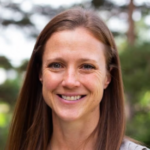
[128,0,135,45]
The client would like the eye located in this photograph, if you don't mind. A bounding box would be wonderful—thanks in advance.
[48,62,62,69]
[81,64,95,70]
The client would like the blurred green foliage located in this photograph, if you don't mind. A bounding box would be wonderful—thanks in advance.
[0,57,27,149]
[120,43,150,97]
[0,103,11,150]
[0,0,150,149]
[0,57,12,70]
[0,42,150,149]
[120,43,150,146]
[0,80,20,105]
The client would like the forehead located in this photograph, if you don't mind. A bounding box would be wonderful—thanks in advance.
[44,28,106,62]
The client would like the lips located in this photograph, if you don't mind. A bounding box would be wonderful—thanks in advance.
[57,94,85,101]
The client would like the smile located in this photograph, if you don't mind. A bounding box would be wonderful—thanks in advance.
[58,95,85,101]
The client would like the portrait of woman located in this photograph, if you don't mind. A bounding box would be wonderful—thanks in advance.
[6,8,149,150]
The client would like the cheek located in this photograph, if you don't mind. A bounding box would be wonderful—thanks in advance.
[81,71,105,101]
[42,72,62,107]
[42,71,62,91]
[93,72,105,99]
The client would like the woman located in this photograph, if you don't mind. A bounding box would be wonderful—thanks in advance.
[6,8,149,150]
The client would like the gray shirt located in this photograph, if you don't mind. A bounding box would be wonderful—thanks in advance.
[120,139,150,150]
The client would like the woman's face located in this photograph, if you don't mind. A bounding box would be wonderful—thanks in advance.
[40,27,111,122]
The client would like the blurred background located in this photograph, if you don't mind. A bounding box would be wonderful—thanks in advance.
[0,0,150,149]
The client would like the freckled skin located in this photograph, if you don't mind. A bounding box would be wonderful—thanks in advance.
[40,27,111,122]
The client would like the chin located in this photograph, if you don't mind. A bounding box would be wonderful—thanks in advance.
[52,110,83,122]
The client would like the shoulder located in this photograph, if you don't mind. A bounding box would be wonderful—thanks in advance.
[120,139,150,150]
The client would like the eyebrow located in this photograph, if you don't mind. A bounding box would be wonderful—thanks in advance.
[77,58,97,63]
[46,57,65,63]
[46,57,97,63]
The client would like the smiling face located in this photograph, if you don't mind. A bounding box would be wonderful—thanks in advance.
[40,27,111,122]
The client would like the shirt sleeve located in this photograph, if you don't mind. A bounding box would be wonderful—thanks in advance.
[120,139,150,150]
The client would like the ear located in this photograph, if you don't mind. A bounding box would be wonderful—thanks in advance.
[104,72,111,89]
[39,70,43,83]
[39,77,43,83]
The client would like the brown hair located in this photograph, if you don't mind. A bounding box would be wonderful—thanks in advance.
[6,8,125,150]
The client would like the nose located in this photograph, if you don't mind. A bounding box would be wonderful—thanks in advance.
[62,68,80,89]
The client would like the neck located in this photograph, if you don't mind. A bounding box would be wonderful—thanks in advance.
[48,111,99,150]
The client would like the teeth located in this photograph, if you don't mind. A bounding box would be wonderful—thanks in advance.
[61,95,82,101]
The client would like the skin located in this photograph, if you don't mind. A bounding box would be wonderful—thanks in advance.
[40,27,111,150]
